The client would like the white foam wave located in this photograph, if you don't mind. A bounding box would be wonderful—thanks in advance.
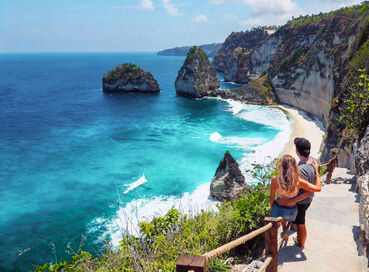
[210,131,264,151]
[225,99,244,115]
[93,182,218,247]
[90,98,291,247]
[209,132,222,142]
[123,174,148,194]
[220,99,291,182]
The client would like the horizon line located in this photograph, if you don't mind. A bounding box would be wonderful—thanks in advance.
[0,51,160,54]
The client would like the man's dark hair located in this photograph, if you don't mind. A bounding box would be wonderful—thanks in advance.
[294,137,311,157]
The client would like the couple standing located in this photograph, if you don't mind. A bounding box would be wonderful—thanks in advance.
[270,137,321,249]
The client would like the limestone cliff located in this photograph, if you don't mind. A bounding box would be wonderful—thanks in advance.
[212,28,278,84]
[213,4,369,165]
[269,12,365,127]
[175,46,219,98]
[103,63,160,93]
[210,152,251,202]
[212,28,273,72]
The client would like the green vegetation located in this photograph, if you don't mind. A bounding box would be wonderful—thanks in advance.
[288,13,325,26]
[187,46,208,64]
[195,83,203,90]
[263,76,272,97]
[288,2,369,26]
[338,69,369,138]
[259,70,268,78]
[32,164,274,272]
[104,63,143,81]
[337,26,369,138]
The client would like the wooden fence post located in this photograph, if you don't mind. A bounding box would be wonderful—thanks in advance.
[264,217,280,272]
[176,254,207,272]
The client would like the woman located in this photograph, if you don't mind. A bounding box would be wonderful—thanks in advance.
[270,155,321,225]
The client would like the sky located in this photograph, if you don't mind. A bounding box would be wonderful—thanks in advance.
[0,0,364,53]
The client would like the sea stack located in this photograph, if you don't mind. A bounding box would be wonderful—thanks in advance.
[103,63,160,93]
[210,151,251,202]
[175,46,219,98]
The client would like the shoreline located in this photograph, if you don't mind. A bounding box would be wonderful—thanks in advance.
[278,104,325,161]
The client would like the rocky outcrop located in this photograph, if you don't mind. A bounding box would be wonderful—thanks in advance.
[224,33,280,84]
[357,174,369,262]
[356,126,369,176]
[207,74,276,105]
[210,152,251,202]
[157,43,222,57]
[224,47,253,84]
[175,46,219,98]
[355,126,369,264]
[103,63,160,93]
[212,28,273,71]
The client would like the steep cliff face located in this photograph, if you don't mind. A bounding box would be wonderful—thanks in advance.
[103,63,160,93]
[175,46,219,98]
[224,47,252,83]
[213,29,280,84]
[269,12,365,126]
[212,29,272,72]
[322,18,369,164]
[212,4,369,165]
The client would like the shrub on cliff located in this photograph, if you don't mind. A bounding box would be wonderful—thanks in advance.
[338,69,369,138]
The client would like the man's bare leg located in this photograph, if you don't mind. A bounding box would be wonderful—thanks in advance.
[297,224,307,248]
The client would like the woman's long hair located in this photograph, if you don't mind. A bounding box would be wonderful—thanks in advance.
[277,155,300,194]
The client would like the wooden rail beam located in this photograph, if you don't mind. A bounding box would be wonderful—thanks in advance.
[264,217,280,272]
[176,254,206,272]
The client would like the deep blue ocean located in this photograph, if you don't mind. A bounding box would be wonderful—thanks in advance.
[0,53,290,271]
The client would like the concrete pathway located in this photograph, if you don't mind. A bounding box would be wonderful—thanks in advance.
[278,168,367,272]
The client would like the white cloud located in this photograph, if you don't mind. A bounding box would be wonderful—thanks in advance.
[224,13,237,20]
[208,0,304,27]
[191,14,209,23]
[139,0,154,10]
[303,0,362,9]
[210,0,300,16]
[162,0,183,16]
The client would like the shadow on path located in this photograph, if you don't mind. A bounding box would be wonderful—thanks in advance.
[278,245,306,264]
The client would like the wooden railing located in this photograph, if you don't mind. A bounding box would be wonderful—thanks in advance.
[176,216,284,272]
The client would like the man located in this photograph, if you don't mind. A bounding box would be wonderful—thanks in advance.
[325,153,338,184]
[278,137,316,249]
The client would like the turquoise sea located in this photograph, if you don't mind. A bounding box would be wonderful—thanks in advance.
[0,53,290,271]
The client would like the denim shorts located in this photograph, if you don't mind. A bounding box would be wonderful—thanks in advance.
[271,202,298,222]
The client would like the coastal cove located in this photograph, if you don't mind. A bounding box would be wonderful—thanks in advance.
[0,53,291,271]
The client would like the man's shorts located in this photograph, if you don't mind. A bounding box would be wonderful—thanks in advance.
[293,203,311,225]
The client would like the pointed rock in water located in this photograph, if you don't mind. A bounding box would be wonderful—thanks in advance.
[210,151,251,202]
[175,46,219,98]
[103,63,160,93]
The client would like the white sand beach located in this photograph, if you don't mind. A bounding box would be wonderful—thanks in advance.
[279,105,325,161]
